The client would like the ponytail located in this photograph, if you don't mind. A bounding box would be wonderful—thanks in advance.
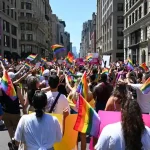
[35,109,44,118]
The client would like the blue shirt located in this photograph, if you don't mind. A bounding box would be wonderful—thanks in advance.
[0,104,3,116]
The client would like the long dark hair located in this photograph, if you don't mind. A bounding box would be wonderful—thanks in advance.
[121,99,145,150]
[32,91,47,118]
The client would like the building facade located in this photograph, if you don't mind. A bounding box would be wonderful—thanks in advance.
[0,0,19,60]
[18,0,52,59]
[101,0,124,62]
[124,0,150,65]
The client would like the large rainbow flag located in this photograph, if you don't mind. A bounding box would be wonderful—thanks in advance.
[66,52,74,64]
[127,59,134,70]
[74,94,100,137]
[140,77,150,94]
[51,44,66,54]
[76,72,88,101]
[140,63,149,72]
[1,71,17,101]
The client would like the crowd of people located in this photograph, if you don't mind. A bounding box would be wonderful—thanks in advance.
[0,58,150,150]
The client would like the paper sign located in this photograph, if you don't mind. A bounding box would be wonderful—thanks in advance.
[89,58,99,65]
[88,53,99,58]
[102,55,110,68]
[76,58,85,65]
[35,62,41,68]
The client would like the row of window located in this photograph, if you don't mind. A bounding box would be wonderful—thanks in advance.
[3,20,17,36]
[7,0,16,6]
[3,35,17,49]
[3,2,17,20]
[125,0,139,12]
[21,2,32,10]
[20,12,32,18]
[126,2,147,28]
[21,33,33,41]
[20,23,32,31]
[21,44,33,53]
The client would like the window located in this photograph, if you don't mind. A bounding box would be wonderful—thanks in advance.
[126,17,128,28]
[117,40,123,49]
[21,33,25,40]
[26,13,32,18]
[26,23,32,31]
[11,25,17,36]
[117,27,123,36]
[3,35,10,47]
[26,3,31,10]
[132,13,134,24]
[15,0,16,7]
[139,6,142,19]
[126,2,128,12]
[117,16,124,24]
[135,10,138,21]
[11,0,13,4]
[129,15,131,25]
[20,12,24,17]
[3,2,5,13]
[144,1,147,15]
[131,32,135,45]
[12,38,17,49]
[21,44,25,52]
[117,3,123,11]
[20,23,25,30]
[11,10,13,18]
[26,45,32,52]
[21,2,24,9]
[3,21,10,33]
[145,27,147,40]
[27,34,33,41]
[7,6,9,15]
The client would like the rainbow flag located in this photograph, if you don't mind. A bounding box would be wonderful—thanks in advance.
[0,71,17,101]
[86,54,93,61]
[0,55,2,60]
[74,94,100,137]
[25,62,31,69]
[76,72,88,100]
[40,66,45,75]
[69,68,74,74]
[67,75,72,83]
[27,54,37,61]
[41,58,47,63]
[127,59,134,70]
[140,77,150,94]
[51,44,66,54]
[53,57,57,62]
[140,63,149,72]
[102,68,109,75]
[66,52,74,64]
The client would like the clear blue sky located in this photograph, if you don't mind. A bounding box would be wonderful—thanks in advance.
[50,0,96,53]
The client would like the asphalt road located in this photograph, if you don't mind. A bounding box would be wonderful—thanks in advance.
[0,130,10,150]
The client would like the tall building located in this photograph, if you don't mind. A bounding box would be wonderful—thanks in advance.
[100,0,124,61]
[96,0,102,55]
[72,46,78,58]
[18,0,52,59]
[124,0,150,65]
[0,0,19,60]
[80,20,92,58]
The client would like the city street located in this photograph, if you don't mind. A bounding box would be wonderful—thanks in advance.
[0,130,10,150]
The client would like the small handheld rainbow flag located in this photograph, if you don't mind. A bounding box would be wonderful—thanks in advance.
[53,57,57,62]
[1,71,17,101]
[76,72,88,100]
[66,52,74,64]
[67,75,73,83]
[40,66,45,75]
[41,58,47,63]
[0,55,2,60]
[140,63,149,72]
[140,77,150,94]
[69,68,74,74]
[51,44,66,54]
[86,54,93,61]
[74,94,100,137]
[127,59,134,70]
[102,68,109,75]
[25,62,31,69]
[27,54,37,61]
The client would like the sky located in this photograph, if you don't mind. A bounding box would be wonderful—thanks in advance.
[50,0,96,53]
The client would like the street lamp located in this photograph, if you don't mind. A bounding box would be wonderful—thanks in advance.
[0,8,15,12]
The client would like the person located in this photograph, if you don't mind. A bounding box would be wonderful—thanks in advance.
[93,73,113,112]
[95,99,150,150]
[88,74,97,92]
[41,69,50,88]
[14,91,62,150]
[105,82,128,111]
[127,72,150,114]
[45,75,70,114]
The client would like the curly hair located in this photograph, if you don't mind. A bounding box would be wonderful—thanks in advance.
[121,99,145,150]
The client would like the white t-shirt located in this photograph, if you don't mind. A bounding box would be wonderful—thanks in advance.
[14,113,62,150]
[130,84,150,113]
[41,79,49,87]
[95,122,150,150]
[45,91,70,114]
